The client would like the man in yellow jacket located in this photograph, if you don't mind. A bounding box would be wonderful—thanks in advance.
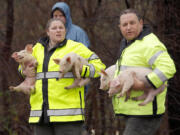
[113,9,176,135]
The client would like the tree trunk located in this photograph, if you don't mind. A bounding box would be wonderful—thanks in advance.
[0,0,14,133]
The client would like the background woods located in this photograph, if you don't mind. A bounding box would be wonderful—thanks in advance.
[0,0,179,135]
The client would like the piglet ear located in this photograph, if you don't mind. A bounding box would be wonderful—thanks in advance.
[53,58,61,64]
[25,44,33,54]
[11,52,17,58]
[114,80,121,87]
[66,57,71,64]
[101,69,108,76]
[110,80,120,87]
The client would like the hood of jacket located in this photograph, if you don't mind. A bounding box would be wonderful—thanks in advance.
[51,2,72,33]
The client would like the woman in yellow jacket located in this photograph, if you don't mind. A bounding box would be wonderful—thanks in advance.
[29,18,105,135]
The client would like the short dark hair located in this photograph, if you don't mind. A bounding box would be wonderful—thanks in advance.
[120,9,142,21]
[51,8,65,18]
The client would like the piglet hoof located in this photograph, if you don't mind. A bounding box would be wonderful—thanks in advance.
[131,97,138,101]
[124,96,129,102]
[59,74,64,79]
[58,77,62,80]
[78,84,83,88]
[117,93,123,98]
[9,86,14,91]
[64,86,71,89]
[30,88,36,94]
[35,62,38,67]
[108,92,113,97]
[138,103,146,106]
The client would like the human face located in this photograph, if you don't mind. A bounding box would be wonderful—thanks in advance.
[47,20,66,45]
[53,10,66,25]
[119,13,143,41]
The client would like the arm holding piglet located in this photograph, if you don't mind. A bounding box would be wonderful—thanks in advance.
[53,52,91,89]
[9,44,38,94]
[99,65,145,92]
[53,42,106,89]
[108,67,166,106]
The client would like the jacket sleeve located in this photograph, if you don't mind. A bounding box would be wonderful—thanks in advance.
[144,43,176,88]
[81,53,106,78]
[74,43,106,78]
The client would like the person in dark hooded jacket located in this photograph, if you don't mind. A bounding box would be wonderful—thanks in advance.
[51,2,90,47]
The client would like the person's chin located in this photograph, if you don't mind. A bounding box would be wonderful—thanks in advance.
[56,38,63,42]
[126,36,135,41]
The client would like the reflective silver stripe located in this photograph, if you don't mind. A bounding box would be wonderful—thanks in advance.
[47,108,84,116]
[87,64,95,78]
[119,65,167,82]
[30,110,42,117]
[120,65,152,71]
[36,72,74,80]
[88,53,99,61]
[154,68,167,82]
[148,51,164,66]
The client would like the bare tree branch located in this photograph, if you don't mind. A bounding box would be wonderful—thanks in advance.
[125,0,130,8]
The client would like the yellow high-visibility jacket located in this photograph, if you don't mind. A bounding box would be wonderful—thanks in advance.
[29,37,106,123]
[113,26,176,117]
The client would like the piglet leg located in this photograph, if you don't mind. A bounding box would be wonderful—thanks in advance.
[9,83,31,95]
[74,63,81,79]
[138,85,166,106]
[64,78,81,89]
[118,77,134,98]
[78,78,90,87]
[138,91,155,106]
[59,72,65,79]
[131,92,148,101]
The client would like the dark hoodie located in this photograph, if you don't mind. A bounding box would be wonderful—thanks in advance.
[51,2,90,47]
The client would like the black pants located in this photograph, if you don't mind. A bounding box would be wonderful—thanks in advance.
[33,122,88,135]
[119,116,162,135]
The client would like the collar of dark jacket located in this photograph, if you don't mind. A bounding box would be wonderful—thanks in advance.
[37,36,67,49]
[121,24,152,47]
[117,24,152,60]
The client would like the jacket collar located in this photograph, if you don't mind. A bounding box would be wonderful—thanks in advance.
[136,24,152,40]
[118,24,152,59]
[122,24,152,47]
[38,36,67,49]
